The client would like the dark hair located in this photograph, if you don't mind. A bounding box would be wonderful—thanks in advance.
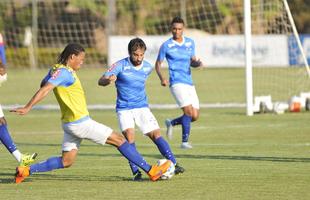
[128,38,146,54]
[57,43,85,65]
[171,16,185,26]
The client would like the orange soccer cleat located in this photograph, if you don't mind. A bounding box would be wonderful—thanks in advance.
[148,159,172,181]
[15,166,30,184]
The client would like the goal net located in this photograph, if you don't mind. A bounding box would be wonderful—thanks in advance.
[0,0,309,109]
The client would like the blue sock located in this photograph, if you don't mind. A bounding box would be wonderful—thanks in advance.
[118,141,151,173]
[30,157,64,174]
[171,116,182,126]
[181,114,192,142]
[154,136,176,164]
[128,143,140,175]
[0,124,17,153]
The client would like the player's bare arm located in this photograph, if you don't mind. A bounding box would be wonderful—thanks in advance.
[98,74,117,86]
[10,83,55,115]
[155,60,169,87]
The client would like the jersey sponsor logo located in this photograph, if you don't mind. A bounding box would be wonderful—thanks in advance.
[51,69,61,80]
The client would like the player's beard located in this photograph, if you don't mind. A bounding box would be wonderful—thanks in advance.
[130,58,142,66]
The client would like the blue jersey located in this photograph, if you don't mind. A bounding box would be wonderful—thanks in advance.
[0,33,6,65]
[157,37,195,86]
[104,57,153,111]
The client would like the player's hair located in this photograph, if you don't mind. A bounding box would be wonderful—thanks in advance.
[57,43,85,65]
[128,38,146,54]
[170,16,185,26]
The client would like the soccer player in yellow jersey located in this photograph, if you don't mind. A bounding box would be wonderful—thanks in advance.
[11,43,171,183]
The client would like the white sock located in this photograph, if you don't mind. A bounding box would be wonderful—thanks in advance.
[12,150,22,162]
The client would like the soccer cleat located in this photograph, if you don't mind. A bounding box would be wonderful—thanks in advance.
[15,166,30,184]
[133,170,143,181]
[165,119,173,140]
[19,153,38,167]
[148,160,172,181]
[180,142,193,149]
[174,163,185,175]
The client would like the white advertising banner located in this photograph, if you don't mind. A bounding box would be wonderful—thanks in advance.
[109,35,289,67]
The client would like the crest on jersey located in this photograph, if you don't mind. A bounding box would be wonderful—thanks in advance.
[185,42,192,47]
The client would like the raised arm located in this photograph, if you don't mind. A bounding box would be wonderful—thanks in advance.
[10,82,55,115]
[155,60,169,87]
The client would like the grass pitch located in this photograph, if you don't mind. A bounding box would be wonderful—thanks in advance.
[0,68,309,200]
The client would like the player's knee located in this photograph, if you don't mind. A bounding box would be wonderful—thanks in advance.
[147,129,161,141]
[191,115,199,122]
[107,132,126,147]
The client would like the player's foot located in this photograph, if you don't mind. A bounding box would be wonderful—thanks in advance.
[148,160,172,181]
[174,163,185,175]
[15,166,30,184]
[133,170,142,181]
[180,142,193,149]
[165,119,173,140]
[19,153,38,167]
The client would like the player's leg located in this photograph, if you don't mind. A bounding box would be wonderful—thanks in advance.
[0,107,37,165]
[136,108,185,175]
[73,118,171,181]
[117,110,141,180]
[168,84,200,148]
[15,129,80,183]
[15,152,73,184]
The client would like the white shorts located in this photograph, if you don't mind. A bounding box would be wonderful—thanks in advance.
[61,118,113,151]
[117,107,160,135]
[0,104,4,118]
[170,83,200,109]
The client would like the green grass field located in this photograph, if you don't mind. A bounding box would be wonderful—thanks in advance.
[0,68,310,200]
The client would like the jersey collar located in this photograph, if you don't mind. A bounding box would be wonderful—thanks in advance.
[171,36,185,46]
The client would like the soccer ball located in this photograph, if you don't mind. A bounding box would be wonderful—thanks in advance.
[157,159,175,180]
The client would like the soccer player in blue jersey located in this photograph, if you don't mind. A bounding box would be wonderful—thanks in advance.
[0,33,37,166]
[155,17,202,149]
[98,38,184,181]
[11,43,171,183]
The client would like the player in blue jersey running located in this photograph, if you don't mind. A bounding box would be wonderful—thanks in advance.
[98,38,184,181]
[155,17,202,149]
[11,43,171,183]
[0,33,37,166]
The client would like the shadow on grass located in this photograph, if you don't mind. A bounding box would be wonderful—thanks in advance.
[0,172,15,184]
[0,172,141,184]
[79,153,310,163]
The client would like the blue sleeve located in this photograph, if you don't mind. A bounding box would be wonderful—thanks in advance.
[145,61,153,76]
[0,45,6,65]
[104,62,123,77]
[47,68,74,87]
[157,43,166,62]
